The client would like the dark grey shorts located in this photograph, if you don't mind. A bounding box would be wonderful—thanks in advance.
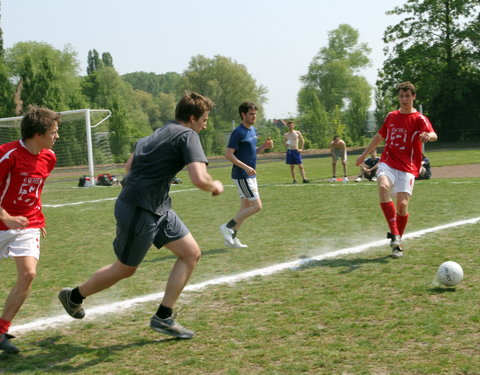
[113,199,189,266]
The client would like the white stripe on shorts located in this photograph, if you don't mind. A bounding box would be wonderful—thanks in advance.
[233,177,259,200]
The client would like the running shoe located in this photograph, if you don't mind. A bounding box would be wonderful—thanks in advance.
[0,333,19,354]
[150,314,194,339]
[387,232,402,248]
[391,246,404,258]
[58,288,85,319]
[219,224,234,246]
[224,238,248,248]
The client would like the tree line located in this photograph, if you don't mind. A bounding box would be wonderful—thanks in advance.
[0,0,478,164]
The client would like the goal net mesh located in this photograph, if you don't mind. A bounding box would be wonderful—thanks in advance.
[0,109,115,179]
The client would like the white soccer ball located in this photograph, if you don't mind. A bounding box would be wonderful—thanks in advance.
[437,261,464,286]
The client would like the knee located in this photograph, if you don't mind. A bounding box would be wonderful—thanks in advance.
[115,263,137,279]
[123,267,137,278]
[184,247,201,267]
[254,201,263,213]
[397,200,409,215]
[378,183,390,198]
[19,269,36,286]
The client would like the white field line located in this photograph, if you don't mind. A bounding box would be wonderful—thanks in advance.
[43,180,477,208]
[11,216,479,334]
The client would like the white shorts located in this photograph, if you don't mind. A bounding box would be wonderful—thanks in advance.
[0,228,41,260]
[233,177,260,201]
[377,163,415,196]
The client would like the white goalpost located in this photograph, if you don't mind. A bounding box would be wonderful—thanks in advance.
[0,109,112,183]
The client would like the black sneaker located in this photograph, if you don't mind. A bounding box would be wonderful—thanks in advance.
[292,179,297,184]
[58,288,85,319]
[150,314,194,339]
[303,179,310,183]
[391,245,404,258]
[0,333,20,354]
[386,232,401,248]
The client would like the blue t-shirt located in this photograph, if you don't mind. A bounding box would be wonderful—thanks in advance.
[227,124,257,179]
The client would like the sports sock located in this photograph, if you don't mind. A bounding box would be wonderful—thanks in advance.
[232,230,238,239]
[380,201,399,236]
[156,304,173,319]
[226,219,236,229]
[397,214,409,236]
[0,319,11,335]
[70,287,85,304]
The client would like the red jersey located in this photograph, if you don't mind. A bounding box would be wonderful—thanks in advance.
[378,110,434,177]
[0,140,56,230]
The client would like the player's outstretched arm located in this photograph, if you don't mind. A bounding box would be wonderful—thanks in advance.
[187,162,223,196]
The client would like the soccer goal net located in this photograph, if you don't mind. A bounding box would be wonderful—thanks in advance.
[0,109,114,183]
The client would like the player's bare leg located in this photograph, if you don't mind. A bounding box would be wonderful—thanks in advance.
[161,233,200,308]
[79,261,137,297]
[150,233,200,339]
[233,197,262,231]
[1,256,37,321]
[290,165,296,182]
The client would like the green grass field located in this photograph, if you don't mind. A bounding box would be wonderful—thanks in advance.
[0,148,479,374]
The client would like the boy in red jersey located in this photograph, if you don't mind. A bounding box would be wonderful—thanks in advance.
[0,107,60,354]
[356,82,437,258]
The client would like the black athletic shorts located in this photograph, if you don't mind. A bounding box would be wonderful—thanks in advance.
[113,199,189,266]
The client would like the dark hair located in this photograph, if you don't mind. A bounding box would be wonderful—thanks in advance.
[333,135,340,140]
[238,102,257,119]
[21,107,61,139]
[397,81,416,95]
[175,91,214,122]
[287,121,294,126]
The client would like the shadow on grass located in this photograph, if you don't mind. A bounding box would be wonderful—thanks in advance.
[144,247,228,264]
[428,287,458,294]
[0,334,182,373]
[295,255,392,274]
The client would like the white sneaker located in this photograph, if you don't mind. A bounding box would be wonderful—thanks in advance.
[371,177,377,181]
[219,224,234,246]
[355,177,362,182]
[224,238,248,248]
[343,177,349,183]
[328,178,336,183]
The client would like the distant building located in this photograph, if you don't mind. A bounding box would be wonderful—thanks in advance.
[272,119,288,130]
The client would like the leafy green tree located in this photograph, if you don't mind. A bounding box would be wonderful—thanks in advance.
[102,52,113,68]
[299,24,372,145]
[0,8,14,117]
[182,54,267,154]
[0,62,13,116]
[20,56,63,110]
[82,66,151,160]
[156,92,176,125]
[6,42,85,112]
[297,87,330,148]
[87,49,102,75]
[122,71,183,97]
[379,0,480,140]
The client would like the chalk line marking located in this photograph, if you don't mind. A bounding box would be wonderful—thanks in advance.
[11,217,479,334]
[44,180,478,208]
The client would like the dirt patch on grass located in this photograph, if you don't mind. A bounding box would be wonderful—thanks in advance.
[430,164,480,178]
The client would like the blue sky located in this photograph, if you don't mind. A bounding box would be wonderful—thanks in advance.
[2,0,404,119]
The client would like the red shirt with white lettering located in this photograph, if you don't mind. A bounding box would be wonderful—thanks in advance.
[0,140,56,230]
[378,110,434,177]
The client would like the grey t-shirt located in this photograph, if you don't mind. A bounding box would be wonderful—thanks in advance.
[118,121,208,215]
